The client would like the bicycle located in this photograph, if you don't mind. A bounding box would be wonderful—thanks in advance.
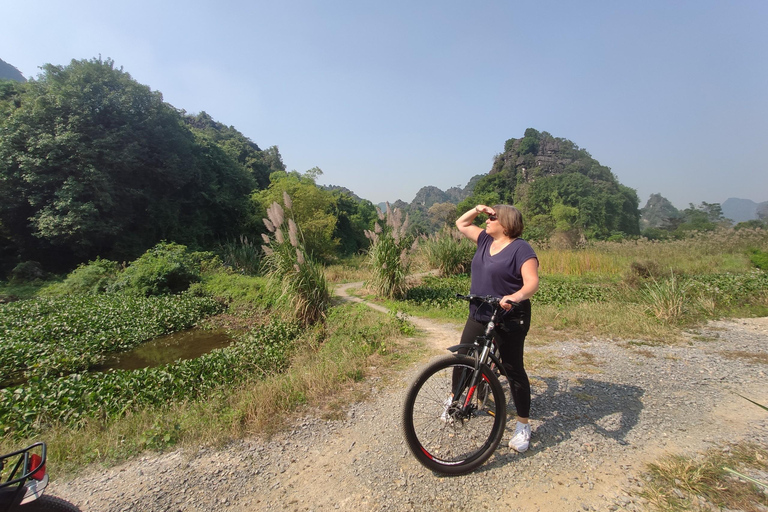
[402,294,516,475]
[0,443,81,511]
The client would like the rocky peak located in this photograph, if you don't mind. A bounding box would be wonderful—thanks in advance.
[0,58,26,82]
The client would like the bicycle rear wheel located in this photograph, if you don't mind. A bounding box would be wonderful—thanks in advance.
[402,354,506,475]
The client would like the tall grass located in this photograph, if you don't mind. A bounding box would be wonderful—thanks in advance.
[261,192,331,325]
[418,226,476,276]
[535,227,768,277]
[640,272,690,323]
[218,235,262,275]
[364,204,414,299]
[640,442,768,512]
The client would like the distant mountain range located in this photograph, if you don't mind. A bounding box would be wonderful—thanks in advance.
[0,58,26,82]
[721,198,768,223]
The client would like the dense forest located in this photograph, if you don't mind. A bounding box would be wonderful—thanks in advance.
[1,57,763,280]
[0,58,381,277]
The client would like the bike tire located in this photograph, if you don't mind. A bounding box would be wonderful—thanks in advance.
[402,354,506,475]
[18,495,82,512]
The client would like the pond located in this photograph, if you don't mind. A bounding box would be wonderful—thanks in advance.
[91,328,234,372]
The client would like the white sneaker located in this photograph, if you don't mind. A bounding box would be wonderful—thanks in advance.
[439,396,453,423]
[509,422,531,452]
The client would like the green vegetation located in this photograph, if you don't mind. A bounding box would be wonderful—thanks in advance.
[0,58,380,280]
[0,197,406,468]
[397,228,768,341]
[748,248,768,270]
[0,58,264,274]
[0,319,297,437]
[0,293,223,385]
[1,57,767,488]
[39,258,120,296]
[107,242,214,296]
[1,300,415,469]
[418,227,476,276]
[260,193,331,325]
[0,215,766,481]
[364,204,414,298]
[253,170,340,261]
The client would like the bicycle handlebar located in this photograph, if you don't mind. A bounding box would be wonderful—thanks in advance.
[455,294,520,309]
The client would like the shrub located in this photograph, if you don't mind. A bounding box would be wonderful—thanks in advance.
[40,258,120,296]
[9,261,46,284]
[108,242,211,296]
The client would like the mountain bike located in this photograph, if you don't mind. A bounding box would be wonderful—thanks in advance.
[402,294,515,475]
[0,443,81,511]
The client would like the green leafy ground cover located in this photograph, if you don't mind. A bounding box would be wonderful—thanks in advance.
[0,320,300,437]
[0,293,224,384]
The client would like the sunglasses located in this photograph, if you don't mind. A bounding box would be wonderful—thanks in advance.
[487,214,497,221]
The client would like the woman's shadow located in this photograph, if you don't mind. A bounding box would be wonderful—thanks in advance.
[527,376,644,446]
[476,375,645,472]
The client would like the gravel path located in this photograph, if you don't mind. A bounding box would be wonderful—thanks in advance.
[50,287,768,511]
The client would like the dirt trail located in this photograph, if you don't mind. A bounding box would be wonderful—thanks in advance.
[51,285,768,511]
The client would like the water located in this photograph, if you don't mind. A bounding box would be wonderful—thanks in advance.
[92,328,233,372]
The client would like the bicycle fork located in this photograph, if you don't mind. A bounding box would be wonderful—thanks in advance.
[453,322,496,416]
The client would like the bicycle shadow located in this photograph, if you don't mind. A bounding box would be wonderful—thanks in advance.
[476,375,645,473]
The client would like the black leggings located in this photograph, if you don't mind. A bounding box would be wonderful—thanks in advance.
[458,314,531,419]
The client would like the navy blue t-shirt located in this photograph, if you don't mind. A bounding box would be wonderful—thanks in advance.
[469,231,538,322]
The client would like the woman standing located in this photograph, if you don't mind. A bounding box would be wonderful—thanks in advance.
[455,204,539,453]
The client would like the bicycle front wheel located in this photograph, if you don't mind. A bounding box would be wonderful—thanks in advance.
[402,354,506,475]
[19,495,83,511]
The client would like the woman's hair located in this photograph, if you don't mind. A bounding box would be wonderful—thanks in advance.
[494,204,524,238]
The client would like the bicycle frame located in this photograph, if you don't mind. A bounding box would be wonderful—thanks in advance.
[446,294,516,419]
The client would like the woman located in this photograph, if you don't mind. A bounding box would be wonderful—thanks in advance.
[455,204,539,453]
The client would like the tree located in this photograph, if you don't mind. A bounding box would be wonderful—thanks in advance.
[0,57,256,272]
[427,202,457,229]
[184,111,283,189]
[676,202,727,233]
[252,169,339,261]
[331,193,378,256]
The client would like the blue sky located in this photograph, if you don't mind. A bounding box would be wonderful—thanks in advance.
[3,0,767,209]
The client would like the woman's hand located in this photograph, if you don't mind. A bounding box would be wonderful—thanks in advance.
[456,205,491,243]
[475,205,495,216]
[500,294,519,311]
